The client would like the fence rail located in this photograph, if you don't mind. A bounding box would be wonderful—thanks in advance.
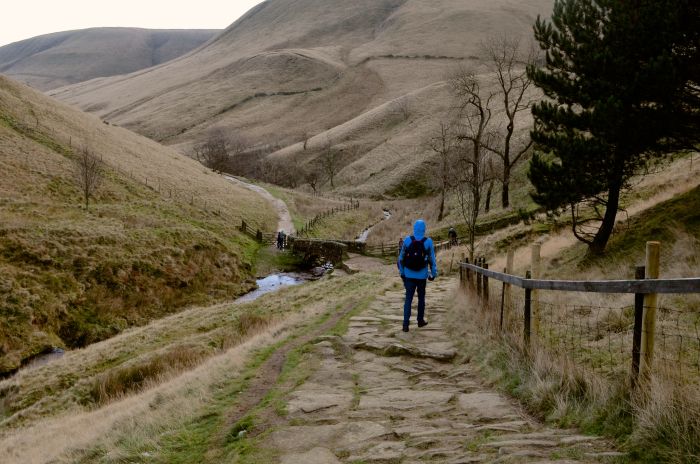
[460,262,700,294]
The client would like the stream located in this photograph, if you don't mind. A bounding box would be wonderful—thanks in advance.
[356,209,392,243]
[9,272,310,377]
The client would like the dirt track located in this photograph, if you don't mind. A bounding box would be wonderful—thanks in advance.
[224,175,295,234]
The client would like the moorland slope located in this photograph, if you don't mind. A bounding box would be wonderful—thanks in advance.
[0,28,218,90]
[51,0,552,196]
[0,75,276,375]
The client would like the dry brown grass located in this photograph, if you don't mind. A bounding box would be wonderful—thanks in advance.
[88,344,210,405]
[0,272,383,464]
[631,379,700,462]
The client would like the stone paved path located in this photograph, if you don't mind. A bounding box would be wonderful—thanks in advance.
[264,277,622,463]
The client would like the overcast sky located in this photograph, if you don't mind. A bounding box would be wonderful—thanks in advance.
[0,0,264,47]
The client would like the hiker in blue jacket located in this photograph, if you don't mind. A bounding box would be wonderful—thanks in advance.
[398,219,438,332]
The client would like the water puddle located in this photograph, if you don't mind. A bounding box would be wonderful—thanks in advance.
[236,273,310,303]
[8,348,66,378]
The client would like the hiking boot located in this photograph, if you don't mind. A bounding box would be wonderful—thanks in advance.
[417,320,428,328]
[402,325,409,332]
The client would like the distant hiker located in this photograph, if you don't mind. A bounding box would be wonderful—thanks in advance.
[398,219,438,332]
[448,227,458,246]
[276,231,285,250]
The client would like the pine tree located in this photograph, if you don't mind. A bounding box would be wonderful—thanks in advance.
[527,0,699,255]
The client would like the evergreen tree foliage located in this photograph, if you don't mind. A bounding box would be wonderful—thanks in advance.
[527,0,699,255]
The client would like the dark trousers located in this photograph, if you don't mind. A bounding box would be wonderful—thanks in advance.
[403,278,427,327]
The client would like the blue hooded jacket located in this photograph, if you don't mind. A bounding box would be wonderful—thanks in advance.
[398,219,438,280]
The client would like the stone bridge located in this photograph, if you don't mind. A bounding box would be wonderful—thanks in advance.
[287,237,364,266]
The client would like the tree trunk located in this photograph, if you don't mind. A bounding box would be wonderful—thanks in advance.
[438,188,445,222]
[589,181,622,255]
[501,164,511,208]
[485,180,494,213]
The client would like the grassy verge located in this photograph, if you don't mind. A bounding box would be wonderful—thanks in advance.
[43,273,384,464]
[0,273,384,463]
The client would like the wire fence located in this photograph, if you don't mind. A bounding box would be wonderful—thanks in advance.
[459,248,700,390]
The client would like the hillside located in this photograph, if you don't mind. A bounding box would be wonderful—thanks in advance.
[0,28,218,91]
[50,0,552,196]
[0,76,276,375]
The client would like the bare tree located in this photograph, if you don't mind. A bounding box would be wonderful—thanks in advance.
[193,128,246,172]
[427,121,457,222]
[393,96,412,121]
[304,167,321,195]
[73,146,103,211]
[320,139,340,189]
[481,36,537,208]
[301,131,310,150]
[450,69,498,261]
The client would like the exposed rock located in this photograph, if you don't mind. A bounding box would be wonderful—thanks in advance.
[347,441,406,462]
[359,389,454,411]
[287,390,353,414]
[457,392,521,421]
[352,341,456,361]
[484,439,558,448]
[280,447,341,464]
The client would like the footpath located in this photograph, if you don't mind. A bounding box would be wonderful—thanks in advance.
[255,268,621,463]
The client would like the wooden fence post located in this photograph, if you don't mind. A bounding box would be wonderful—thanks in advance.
[631,265,646,388]
[476,258,483,297]
[641,241,661,381]
[499,268,507,331]
[464,255,470,284]
[483,262,489,304]
[524,270,532,351]
[531,244,541,336]
[505,248,514,316]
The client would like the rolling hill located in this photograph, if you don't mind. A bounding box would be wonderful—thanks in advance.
[0,28,218,91]
[50,0,553,196]
[0,75,276,375]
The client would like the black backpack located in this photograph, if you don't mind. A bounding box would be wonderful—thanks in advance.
[402,236,428,271]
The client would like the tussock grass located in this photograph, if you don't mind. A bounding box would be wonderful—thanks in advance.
[88,344,210,405]
[631,380,700,463]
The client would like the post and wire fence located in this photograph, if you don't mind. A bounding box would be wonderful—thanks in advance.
[459,241,700,390]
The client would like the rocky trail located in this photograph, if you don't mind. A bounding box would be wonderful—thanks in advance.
[255,275,621,463]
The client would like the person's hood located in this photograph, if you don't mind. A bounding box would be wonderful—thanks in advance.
[413,219,426,240]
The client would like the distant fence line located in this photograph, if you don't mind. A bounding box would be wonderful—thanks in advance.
[363,236,461,258]
[296,200,361,237]
[459,241,700,391]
